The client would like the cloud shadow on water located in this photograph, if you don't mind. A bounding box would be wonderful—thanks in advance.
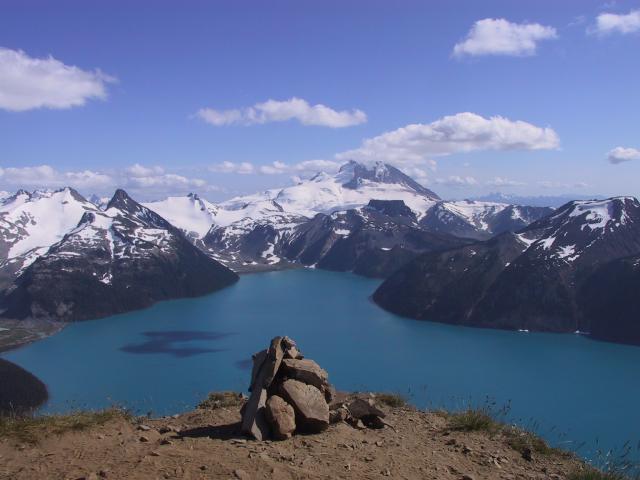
[120,330,234,358]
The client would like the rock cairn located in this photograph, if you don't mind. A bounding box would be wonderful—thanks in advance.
[241,336,388,441]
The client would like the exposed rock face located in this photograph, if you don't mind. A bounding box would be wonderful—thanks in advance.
[265,395,296,440]
[279,379,329,433]
[283,201,472,278]
[420,201,553,241]
[241,336,387,440]
[374,197,640,344]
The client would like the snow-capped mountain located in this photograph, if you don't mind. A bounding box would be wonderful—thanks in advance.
[374,196,640,343]
[234,160,440,219]
[2,190,238,322]
[140,161,550,270]
[0,188,99,279]
[145,160,443,270]
[282,199,472,277]
[421,200,552,240]
[142,193,219,240]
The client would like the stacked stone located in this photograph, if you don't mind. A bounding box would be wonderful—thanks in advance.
[241,336,389,441]
[240,336,329,440]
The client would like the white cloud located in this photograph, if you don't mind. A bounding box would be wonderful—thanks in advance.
[125,163,165,177]
[607,146,640,164]
[0,165,112,189]
[435,175,478,187]
[196,97,367,128]
[335,112,559,168]
[0,164,211,196]
[209,161,256,174]
[0,47,116,112]
[209,159,344,176]
[453,18,558,57]
[486,176,526,187]
[593,10,640,35]
[538,180,588,189]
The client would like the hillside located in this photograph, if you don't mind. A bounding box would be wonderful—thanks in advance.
[0,394,592,480]
[374,197,640,344]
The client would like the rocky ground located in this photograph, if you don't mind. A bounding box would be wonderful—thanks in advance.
[0,318,65,352]
[0,394,591,480]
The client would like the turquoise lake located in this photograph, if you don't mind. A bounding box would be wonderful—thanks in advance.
[3,269,640,460]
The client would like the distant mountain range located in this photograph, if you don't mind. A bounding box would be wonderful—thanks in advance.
[1,160,638,346]
[470,192,602,208]
[145,161,551,271]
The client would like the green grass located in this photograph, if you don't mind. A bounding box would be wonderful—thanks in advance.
[197,391,245,410]
[0,408,128,444]
[375,393,408,408]
[447,408,568,460]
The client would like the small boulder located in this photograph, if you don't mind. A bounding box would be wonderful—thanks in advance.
[329,407,349,424]
[282,336,303,359]
[347,398,386,419]
[281,358,329,392]
[279,379,329,433]
[265,395,296,440]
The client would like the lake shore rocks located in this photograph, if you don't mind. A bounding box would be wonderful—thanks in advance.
[240,336,387,440]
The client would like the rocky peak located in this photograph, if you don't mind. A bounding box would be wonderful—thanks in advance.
[106,189,137,211]
[339,160,440,200]
[366,199,416,219]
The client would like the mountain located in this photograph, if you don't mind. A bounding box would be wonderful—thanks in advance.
[579,253,640,345]
[185,160,443,271]
[374,197,640,344]
[144,161,548,271]
[471,192,600,208]
[420,200,552,240]
[1,190,238,322]
[142,193,219,241]
[282,200,473,277]
[0,188,99,284]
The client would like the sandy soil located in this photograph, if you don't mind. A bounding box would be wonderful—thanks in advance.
[0,400,587,480]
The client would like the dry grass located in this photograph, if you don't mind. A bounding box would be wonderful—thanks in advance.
[447,408,568,461]
[502,425,563,457]
[375,392,408,408]
[448,408,500,433]
[0,408,128,444]
[197,391,245,410]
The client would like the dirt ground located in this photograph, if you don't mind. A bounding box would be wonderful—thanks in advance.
[0,401,587,480]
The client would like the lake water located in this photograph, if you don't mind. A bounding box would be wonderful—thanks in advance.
[3,269,640,460]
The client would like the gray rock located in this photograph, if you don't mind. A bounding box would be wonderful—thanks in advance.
[265,395,296,440]
[282,336,303,359]
[329,407,349,424]
[279,379,329,433]
[261,336,285,389]
[346,398,386,419]
[281,358,329,392]
[324,384,336,404]
[249,349,267,391]
[240,387,269,441]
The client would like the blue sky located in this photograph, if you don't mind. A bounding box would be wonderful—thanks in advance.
[0,0,639,201]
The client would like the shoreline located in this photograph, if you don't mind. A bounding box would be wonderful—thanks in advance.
[0,318,67,353]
